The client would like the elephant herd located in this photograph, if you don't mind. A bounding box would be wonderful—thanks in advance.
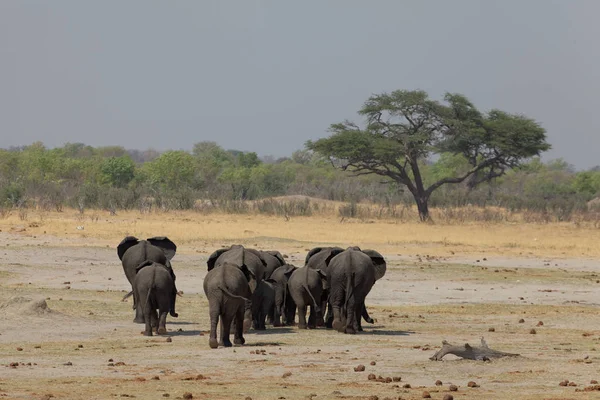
[116,236,387,348]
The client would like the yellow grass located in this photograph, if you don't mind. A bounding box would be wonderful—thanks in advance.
[1,206,600,258]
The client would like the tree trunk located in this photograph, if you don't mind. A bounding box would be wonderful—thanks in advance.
[429,338,519,361]
[413,194,430,222]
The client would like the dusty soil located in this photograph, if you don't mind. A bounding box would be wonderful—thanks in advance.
[1,232,600,399]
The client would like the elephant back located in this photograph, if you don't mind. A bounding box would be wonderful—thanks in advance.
[122,241,169,284]
[259,250,286,279]
[305,247,344,273]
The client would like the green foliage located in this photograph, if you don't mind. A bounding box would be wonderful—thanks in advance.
[141,150,199,191]
[100,156,136,188]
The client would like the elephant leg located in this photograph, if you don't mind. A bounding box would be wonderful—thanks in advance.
[331,304,344,332]
[142,299,153,336]
[133,293,145,324]
[243,306,252,333]
[157,309,168,335]
[297,304,308,329]
[344,295,357,335]
[354,302,362,332]
[266,304,274,325]
[208,302,220,349]
[151,309,159,333]
[273,306,282,327]
[308,305,318,329]
[221,313,233,347]
[234,306,245,346]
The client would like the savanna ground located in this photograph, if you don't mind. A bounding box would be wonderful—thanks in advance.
[1,201,600,400]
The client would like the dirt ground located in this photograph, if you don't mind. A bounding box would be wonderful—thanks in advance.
[1,229,600,400]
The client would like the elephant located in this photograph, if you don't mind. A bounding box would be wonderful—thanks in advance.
[203,262,255,348]
[304,246,344,326]
[117,236,178,323]
[251,279,275,330]
[269,264,297,326]
[133,261,178,336]
[327,247,386,334]
[260,250,286,279]
[207,245,267,283]
[287,266,327,329]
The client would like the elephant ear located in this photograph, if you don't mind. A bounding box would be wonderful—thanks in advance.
[315,269,327,280]
[207,247,232,271]
[117,236,139,261]
[347,246,362,252]
[280,264,297,278]
[325,247,345,266]
[266,250,285,265]
[245,248,269,268]
[240,264,256,282]
[136,260,154,272]
[363,249,386,281]
[147,236,177,260]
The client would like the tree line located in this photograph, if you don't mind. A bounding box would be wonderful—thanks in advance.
[0,140,598,220]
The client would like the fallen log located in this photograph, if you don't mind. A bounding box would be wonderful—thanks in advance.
[430,337,519,361]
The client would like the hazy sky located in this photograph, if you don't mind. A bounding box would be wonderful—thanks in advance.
[1,1,599,169]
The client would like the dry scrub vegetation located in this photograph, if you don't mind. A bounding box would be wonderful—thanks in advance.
[1,201,600,399]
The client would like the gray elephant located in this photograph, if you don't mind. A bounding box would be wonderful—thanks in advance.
[260,250,286,279]
[304,247,344,326]
[117,236,178,323]
[327,247,386,334]
[269,264,297,326]
[287,266,327,329]
[251,279,275,330]
[207,245,267,283]
[133,261,178,336]
[203,262,255,348]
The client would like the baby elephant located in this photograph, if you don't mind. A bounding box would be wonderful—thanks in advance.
[133,261,178,336]
[288,266,327,329]
[203,262,254,348]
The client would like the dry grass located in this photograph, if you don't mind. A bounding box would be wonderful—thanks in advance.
[2,206,600,258]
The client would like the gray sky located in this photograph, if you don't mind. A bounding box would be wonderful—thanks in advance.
[1,1,599,169]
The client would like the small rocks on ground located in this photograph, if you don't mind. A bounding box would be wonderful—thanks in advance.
[354,364,365,372]
[467,381,479,387]
[422,391,431,398]
[449,384,458,391]
[435,380,443,386]
[183,393,193,400]
[443,395,454,400]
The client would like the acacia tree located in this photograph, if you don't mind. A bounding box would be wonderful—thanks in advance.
[307,90,550,221]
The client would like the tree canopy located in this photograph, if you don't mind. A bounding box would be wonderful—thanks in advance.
[307,89,551,220]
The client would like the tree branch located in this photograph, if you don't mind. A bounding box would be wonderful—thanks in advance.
[424,157,502,197]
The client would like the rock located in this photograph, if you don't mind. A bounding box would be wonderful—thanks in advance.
[449,384,458,391]
[537,321,544,326]
[518,318,525,323]
[354,364,365,372]
[559,380,569,386]
[530,329,537,334]
[422,391,431,398]
[443,395,454,400]
[183,393,193,399]
[368,374,376,380]
[435,380,443,386]
[282,372,292,378]
[467,381,479,387]
[488,327,495,332]
[370,361,376,365]
[166,338,172,343]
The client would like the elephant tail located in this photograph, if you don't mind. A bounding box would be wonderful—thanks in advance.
[344,272,356,310]
[144,267,156,315]
[217,286,250,302]
[302,283,321,313]
[122,290,134,302]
